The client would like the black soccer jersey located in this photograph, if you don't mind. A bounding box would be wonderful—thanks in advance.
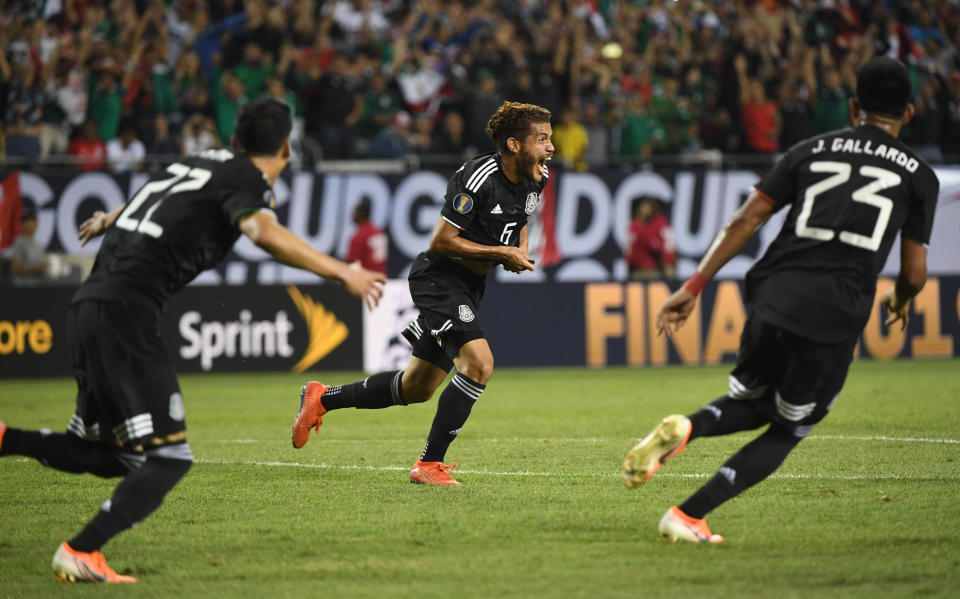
[439,151,548,250]
[748,125,939,343]
[74,149,274,309]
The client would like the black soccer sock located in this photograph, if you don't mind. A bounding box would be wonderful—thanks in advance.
[679,425,802,519]
[419,373,484,463]
[687,396,770,441]
[0,428,132,478]
[321,370,405,411]
[69,452,192,552]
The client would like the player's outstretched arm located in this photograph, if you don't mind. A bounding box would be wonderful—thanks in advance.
[239,210,386,310]
[881,237,928,331]
[78,203,126,246]
[428,216,534,272]
[656,191,773,335]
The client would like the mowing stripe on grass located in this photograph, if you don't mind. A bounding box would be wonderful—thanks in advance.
[192,458,959,481]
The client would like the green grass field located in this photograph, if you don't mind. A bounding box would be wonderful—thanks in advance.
[1,359,959,598]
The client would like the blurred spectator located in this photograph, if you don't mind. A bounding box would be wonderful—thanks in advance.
[106,122,146,173]
[626,197,676,281]
[430,111,474,159]
[370,111,412,158]
[175,51,211,117]
[302,55,361,159]
[88,59,124,143]
[68,119,107,171]
[618,94,664,159]
[5,56,45,157]
[233,42,272,100]
[581,103,609,167]
[181,113,219,155]
[356,71,402,143]
[147,113,178,167]
[213,72,247,144]
[552,107,588,171]
[735,55,779,153]
[465,69,502,149]
[906,79,945,164]
[346,198,387,275]
[701,108,741,154]
[409,113,435,155]
[9,210,48,286]
[813,68,853,134]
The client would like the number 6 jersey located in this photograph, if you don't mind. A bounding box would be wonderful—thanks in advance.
[74,149,274,310]
[748,124,939,343]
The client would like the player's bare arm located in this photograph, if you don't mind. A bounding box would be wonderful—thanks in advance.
[656,191,774,335]
[428,216,534,275]
[78,203,126,246]
[881,236,928,330]
[239,210,386,310]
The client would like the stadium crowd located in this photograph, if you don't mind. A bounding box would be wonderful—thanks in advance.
[2,0,960,170]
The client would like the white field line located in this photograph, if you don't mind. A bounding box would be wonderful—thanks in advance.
[192,458,959,481]
[204,434,960,445]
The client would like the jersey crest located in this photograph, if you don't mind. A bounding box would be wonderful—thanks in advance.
[458,304,475,322]
[525,192,539,215]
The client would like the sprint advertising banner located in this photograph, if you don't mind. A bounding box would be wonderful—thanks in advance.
[1,278,957,377]
[0,284,361,377]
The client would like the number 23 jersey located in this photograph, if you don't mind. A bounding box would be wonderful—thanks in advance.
[748,125,939,343]
[74,149,274,309]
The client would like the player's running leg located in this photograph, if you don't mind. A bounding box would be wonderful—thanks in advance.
[411,339,491,485]
[292,357,448,449]
[57,442,192,581]
[0,426,133,477]
[670,424,800,538]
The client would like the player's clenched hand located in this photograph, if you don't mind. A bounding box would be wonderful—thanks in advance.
[342,262,387,310]
[656,288,698,336]
[500,247,535,273]
[78,210,112,246]
[880,288,909,331]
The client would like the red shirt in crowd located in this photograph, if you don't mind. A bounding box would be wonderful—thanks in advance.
[346,221,388,275]
[68,138,107,171]
[741,100,779,153]
[626,213,676,271]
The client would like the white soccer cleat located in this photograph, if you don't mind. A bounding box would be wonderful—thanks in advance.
[622,414,692,489]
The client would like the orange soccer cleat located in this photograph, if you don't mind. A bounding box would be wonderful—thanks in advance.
[51,542,137,583]
[0,420,6,453]
[622,414,692,489]
[292,381,329,449]
[409,459,461,485]
[658,506,724,543]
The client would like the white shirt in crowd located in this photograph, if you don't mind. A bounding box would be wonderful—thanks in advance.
[106,137,146,173]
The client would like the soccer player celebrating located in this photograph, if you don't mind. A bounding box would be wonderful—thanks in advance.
[293,101,553,485]
[621,57,938,542]
[0,99,385,582]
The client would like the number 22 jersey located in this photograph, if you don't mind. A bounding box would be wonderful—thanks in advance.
[748,125,939,343]
[74,149,274,310]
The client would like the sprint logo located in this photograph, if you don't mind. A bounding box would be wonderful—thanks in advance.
[286,286,349,373]
[177,286,348,372]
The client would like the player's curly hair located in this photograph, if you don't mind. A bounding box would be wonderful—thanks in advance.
[485,101,552,153]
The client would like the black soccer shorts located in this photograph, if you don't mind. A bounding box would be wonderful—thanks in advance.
[68,301,186,449]
[403,252,487,372]
[727,314,856,438]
